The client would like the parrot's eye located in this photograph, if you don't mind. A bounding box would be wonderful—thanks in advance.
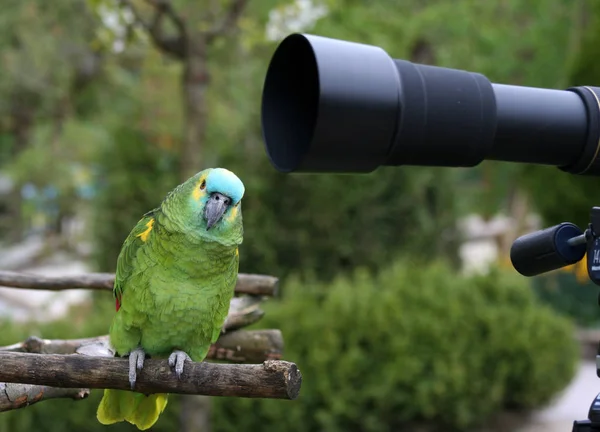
[200,180,206,190]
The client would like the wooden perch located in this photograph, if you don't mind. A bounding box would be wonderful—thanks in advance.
[0,352,302,400]
[225,295,265,331]
[0,329,283,363]
[0,383,89,412]
[0,284,266,334]
[0,270,279,296]
[209,330,282,362]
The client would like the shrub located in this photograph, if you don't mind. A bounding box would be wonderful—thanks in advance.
[233,164,462,282]
[0,261,577,431]
[213,260,578,432]
[531,270,600,328]
[91,126,178,272]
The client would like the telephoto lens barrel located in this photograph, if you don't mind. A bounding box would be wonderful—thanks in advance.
[261,33,600,175]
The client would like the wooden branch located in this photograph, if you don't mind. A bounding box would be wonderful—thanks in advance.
[0,336,99,355]
[225,295,266,331]
[0,270,279,296]
[224,308,264,331]
[120,0,186,58]
[209,329,282,362]
[0,383,89,412]
[234,273,280,296]
[206,0,249,40]
[146,0,186,37]
[0,329,283,363]
[0,271,115,290]
[0,352,302,400]
[120,0,152,31]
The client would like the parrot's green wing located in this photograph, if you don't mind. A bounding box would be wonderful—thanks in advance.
[114,209,160,311]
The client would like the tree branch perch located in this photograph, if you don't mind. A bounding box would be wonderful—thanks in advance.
[0,383,89,412]
[0,270,279,296]
[224,296,265,331]
[0,329,283,363]
[0,352,302,400]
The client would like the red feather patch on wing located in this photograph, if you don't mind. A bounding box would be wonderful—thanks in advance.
[116,296,121,312]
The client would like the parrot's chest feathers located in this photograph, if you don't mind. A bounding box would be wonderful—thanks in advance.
[149,269,231,315]
[136,237,238,354]
[148,250,235,314]
[143,276,233,355]
[112,227,239,358]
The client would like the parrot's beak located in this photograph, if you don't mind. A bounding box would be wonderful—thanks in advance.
[204,192,231,230]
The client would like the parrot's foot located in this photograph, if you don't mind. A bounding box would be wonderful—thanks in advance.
[168,350,191,379]
[128,347,146,390]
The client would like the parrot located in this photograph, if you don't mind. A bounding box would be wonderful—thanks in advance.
[96,167,245,430]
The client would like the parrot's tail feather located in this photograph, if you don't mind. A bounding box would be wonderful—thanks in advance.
[97,389,168,430]
[125,392,169,430]
[97,389,134,425]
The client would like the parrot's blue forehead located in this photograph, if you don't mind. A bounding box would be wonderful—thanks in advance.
[205,168,245,204]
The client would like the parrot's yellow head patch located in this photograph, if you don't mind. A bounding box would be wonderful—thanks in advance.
[192,173,209,202]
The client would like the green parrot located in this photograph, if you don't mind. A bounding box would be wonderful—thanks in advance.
[96,167,245,430]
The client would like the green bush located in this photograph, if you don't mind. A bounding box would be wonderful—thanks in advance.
[0,261,577,432]
[213,261,578,432]
[532,271,600,328]
[232,163,462,282]
[91,125,178,272]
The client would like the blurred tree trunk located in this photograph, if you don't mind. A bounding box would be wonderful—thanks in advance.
[7,93,36,242]
[180,395,212,432]
[49,97,70,240]
[181,37,210,181]
[118,1,250,428]
[122,0,248,182]
[177,34,212,421]
[178,34,212,423]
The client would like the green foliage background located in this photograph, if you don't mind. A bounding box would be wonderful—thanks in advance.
[0,0,597,430]
[213,263,577,432]
[0,262,578,432]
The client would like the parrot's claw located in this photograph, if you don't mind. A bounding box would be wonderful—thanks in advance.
[168,350,191,379]
[128,348,146,390]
